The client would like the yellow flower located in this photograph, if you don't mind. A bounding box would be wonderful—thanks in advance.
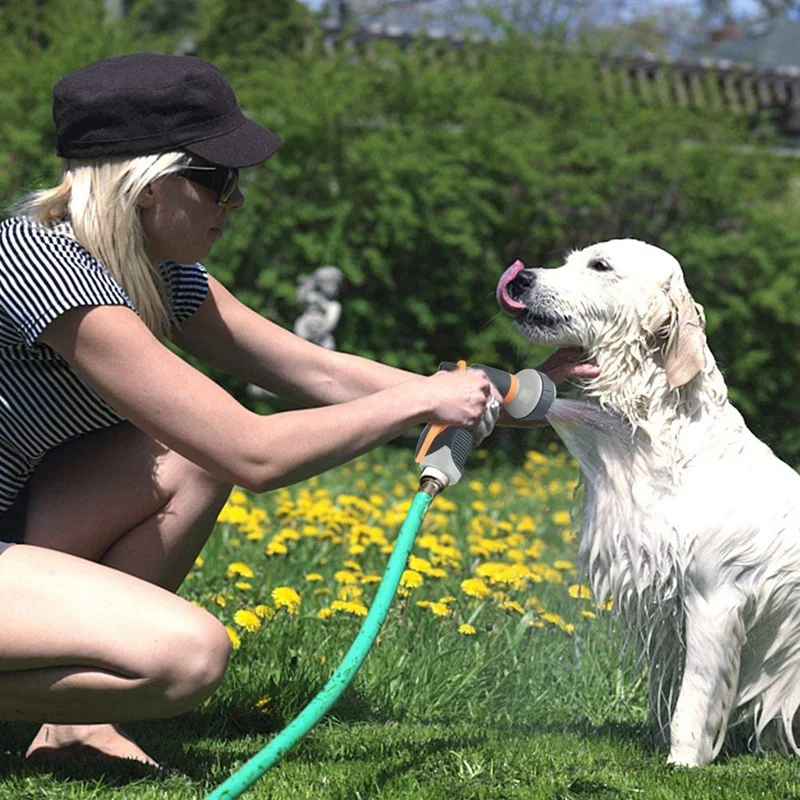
[400,570,423,589]
[568,584,593,600]
[228,489,249,505]
[218,505,249,524]
[527,450,548,465]
[458,624,477,635]
[225,625,241,650]
[407,555,432,574]
[265,540,288,556]
[461,578,490,599]
[305,573,324,582]
[194,555,204,569]
[255,695,271,713]
[581,610,597,619]
[334,570,358,584]
[233,609,262,632]
[498,600,525,615]
[429,602,451,617]
[461,578,491,600]
[226,561,254,579]
[554,559,574,570]
[254,604,275,620]
[234,581,252,591]
[317,607,334,620]
[337,584,363,601]
[552,511,571,526]
[331,600,368,617]
[272,586,301,614]
[471,500,487,512]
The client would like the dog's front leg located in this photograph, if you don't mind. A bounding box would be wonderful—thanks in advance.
[667,587,747,767]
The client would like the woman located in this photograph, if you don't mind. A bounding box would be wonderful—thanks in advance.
[0,53,597,767]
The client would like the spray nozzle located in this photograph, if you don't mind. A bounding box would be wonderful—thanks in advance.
[415,361,556,490]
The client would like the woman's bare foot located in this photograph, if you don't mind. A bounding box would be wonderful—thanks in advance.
[25,723,159,767]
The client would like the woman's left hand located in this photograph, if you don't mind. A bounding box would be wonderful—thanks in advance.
[537,347,599,385]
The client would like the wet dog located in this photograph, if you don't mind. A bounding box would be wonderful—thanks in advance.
[496,239,800,766]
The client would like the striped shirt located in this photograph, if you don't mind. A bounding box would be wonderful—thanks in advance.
[0,216,208,512]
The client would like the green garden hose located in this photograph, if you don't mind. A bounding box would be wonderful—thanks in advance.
[205,482,439,799]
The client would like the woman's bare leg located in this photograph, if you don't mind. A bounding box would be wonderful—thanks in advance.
[0,544,231,761]
[15,422,233,762]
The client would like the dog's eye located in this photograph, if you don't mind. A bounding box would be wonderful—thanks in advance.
[588,259,612,272]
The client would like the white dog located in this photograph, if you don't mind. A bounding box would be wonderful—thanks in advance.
[496,239,800,766]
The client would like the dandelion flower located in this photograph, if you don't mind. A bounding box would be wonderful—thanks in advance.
[225,625,241,650]
[255,695,271,713]
[331,600,368,617]
[194,555,204,569]
[254,604,275,620]
[265,540,288,556]
[568,584,593,600]
[460,578,490,599]
[458,624,477,635]
[226,561,254,579]
[305,573,323,582]
[551,511,571,526]
[272,586,301,614]
[218,505,249,524]
[499,600,525,615]
[228,489,249,505]
[233,609,262,632]
[234,581,252,591]
[400,570,423,589]
[334,570,358,584]
[317,607,334,620]
[429,602,451,618]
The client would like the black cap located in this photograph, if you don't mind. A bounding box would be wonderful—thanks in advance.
[53,53,283,168]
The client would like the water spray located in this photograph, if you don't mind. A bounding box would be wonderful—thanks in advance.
[206,362,555,799]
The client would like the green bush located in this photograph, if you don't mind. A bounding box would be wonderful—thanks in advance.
[1,3,798,463]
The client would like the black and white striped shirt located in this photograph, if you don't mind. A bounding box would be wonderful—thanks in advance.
[0,216,208,512]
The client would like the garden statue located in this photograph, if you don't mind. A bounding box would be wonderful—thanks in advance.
[293,265,344,350]
[247,265,345,400]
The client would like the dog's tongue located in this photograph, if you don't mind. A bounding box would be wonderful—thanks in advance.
[496,260,528,318]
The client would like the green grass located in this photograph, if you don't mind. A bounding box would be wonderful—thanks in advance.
[2,445,798,799]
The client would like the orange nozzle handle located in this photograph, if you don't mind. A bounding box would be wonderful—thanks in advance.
[414,360,467,464]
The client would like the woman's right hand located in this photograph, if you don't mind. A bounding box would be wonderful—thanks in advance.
[419,368,499,430]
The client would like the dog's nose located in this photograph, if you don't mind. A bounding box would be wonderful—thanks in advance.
[508,269,536,300]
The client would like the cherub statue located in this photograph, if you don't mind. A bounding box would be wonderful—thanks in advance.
[293,265,344,350]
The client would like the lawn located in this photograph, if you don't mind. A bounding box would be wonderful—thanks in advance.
[2,442,798,799]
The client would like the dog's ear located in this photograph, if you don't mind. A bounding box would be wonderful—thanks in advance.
[659,277,707,389]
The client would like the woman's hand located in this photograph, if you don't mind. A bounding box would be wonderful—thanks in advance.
[537,347,599,385]
[420,369,501,435]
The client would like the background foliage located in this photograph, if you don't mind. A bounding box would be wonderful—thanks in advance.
[1,0,799,463]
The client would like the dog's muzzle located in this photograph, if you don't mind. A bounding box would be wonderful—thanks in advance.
[496,260,532,318]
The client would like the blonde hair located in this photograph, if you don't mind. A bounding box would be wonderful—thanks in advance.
[15,153,189,339]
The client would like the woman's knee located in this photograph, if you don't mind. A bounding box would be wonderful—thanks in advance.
[163,452,233,512]
[155,607,232,713]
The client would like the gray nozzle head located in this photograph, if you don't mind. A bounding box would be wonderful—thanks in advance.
[504,369,556,421]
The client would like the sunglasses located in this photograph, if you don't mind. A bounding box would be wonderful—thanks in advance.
[177,162,239,205]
